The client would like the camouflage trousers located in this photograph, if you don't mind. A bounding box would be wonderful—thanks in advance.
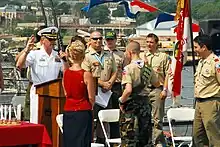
[120,96,153,147]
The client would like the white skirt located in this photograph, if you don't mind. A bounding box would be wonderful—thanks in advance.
[30,85,38,124]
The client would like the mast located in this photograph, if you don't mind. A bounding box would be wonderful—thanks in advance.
[48,0,65,53]
[39,0,47,26]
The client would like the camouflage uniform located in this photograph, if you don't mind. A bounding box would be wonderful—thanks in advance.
[120,59,158,147]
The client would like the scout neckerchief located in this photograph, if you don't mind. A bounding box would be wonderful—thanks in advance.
[132,59,152,85]
[94,52,105,69]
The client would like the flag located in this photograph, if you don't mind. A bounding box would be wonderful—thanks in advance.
[167,0,190,98]
[154,13,175,28]
[120,0,158,19]
[81,0,122,12]
[175,0,185,20]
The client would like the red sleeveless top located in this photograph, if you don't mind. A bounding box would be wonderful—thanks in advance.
[63,69,92,111]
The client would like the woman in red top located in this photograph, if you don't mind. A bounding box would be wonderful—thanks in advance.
[62,40,95,147]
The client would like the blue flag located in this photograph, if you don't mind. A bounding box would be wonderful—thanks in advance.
[82,0,122,12]
[119,1,137,19]
[154,13,174,28]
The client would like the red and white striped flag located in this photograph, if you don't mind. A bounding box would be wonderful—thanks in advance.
[167,0,190,99]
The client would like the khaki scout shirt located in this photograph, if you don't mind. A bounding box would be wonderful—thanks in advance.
[194,53,220,98]
[82,46,116,81]
[145,50,170,86]
[104,46,125,83]
[122,59,158,88]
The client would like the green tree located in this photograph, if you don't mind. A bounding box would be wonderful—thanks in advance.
[112,6,125,17]
[135,12,158,26]
[87,5,110,24]
[14,28,35,37]
[73,3,88,18]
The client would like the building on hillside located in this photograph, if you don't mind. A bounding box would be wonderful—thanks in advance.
[0,5,26,20]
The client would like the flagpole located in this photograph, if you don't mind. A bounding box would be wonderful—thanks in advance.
[188,0,196,74]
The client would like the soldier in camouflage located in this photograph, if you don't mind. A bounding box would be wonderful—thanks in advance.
[118,41,160,147]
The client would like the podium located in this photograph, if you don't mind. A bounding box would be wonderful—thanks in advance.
[35,78,65,147]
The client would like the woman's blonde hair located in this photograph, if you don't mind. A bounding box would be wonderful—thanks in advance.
[66,40,85,64]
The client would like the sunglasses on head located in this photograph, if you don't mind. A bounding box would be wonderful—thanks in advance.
[92,37,103,41]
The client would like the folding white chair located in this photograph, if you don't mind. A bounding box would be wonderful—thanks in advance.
[98,109,121,147]
[167,107,195,147]
[56,114,104,147]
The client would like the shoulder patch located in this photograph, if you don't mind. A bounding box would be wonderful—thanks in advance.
[122,67,128,75]
[216,63,220,68]
[215,58,219,62]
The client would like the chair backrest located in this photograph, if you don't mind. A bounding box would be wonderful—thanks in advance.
[167,107,195,122]
[167,107,195,147]
[56,114,63,133]
[98,109,120,123]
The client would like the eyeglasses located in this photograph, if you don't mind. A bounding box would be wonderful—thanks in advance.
[92,37,103,41]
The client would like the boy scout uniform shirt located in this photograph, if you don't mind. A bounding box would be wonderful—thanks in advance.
[82,46,116,81]
[145,50,170,86]
[104,46,125,82]
[25,47,62,85]
[122,59,158,88]
[194,53,220,98]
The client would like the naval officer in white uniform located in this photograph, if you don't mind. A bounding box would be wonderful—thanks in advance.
[16,27,65,123]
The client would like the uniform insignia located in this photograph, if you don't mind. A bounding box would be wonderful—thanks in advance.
[39,58,45,62]
[122,67,127,75]
[93,62,99,66]
[216,63,220,73]
[215,58,219,62]
[205,69,209,73]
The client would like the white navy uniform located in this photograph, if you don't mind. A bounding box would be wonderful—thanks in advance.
[26,27,62,123]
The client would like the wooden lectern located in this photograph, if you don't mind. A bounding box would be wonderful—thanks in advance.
[35,78,65,147]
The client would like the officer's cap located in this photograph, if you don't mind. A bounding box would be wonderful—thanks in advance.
[37,26,58,40]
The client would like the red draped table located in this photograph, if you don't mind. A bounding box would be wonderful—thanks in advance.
[0,122,52,147]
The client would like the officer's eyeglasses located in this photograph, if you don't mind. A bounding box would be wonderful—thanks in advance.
[92,37,103,41]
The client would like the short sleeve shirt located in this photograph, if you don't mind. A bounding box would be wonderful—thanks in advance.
[82,46,116,81]
[122,59,158,88]
[194,53,220,98]
[145,50,170,85]
[25,47,62,85]
[104,46,125,82]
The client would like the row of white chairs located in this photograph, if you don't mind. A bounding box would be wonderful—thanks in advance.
[56,107,195,147]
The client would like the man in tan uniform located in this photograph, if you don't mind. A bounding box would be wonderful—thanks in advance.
[104,31,126,139]
[145,33,169,146]
[193,35,220,147]
[82,31,117,144]
[119,41,160,146]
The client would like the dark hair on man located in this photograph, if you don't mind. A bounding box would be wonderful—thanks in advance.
[193,34,212,51]
[147,33,159,43]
